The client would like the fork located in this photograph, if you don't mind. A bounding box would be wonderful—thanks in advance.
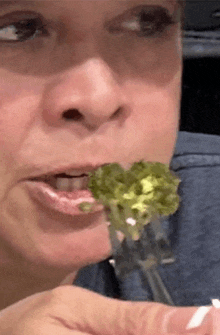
[107,215,176,306]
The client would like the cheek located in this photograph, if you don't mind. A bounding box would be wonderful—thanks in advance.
[0,72,40,200]
[123,73,181,165]
[0,76,25,148]
[120,34,182,163]
[0,182,112,271]
[0,71,42,163]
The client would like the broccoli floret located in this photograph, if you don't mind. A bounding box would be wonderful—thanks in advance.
[78,161,181,240]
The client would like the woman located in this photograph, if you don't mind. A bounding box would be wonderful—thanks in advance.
[0,0,218,334]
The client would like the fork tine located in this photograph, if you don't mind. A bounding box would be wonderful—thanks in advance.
[108,223,122,256]
[106,208,176,304]
[145,217,176,265]
[114,238,142,279]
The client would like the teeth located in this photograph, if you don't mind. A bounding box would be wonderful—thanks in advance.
[55,178,70,191]
[52,176,89,191]
[71,178,83,190]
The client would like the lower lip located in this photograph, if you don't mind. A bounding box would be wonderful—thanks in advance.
[24,180,104,216]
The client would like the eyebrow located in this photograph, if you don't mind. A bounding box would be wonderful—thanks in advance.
[0,0,180,7]
[0,0,180,15]
[0,1,35,9]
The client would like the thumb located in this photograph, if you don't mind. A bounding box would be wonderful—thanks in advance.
[53,286,212,335]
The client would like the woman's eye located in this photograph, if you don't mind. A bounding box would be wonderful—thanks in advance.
[0,6,177,45]
[108,6,178,38]
[0,17,48,43]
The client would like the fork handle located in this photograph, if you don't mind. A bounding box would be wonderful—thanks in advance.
[143,267,175,305]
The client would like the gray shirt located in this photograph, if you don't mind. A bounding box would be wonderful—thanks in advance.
[74,131,220,306]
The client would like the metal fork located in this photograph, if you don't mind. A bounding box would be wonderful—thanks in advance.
[107,215,176,306]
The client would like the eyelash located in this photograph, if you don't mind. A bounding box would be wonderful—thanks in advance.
[0,7,177,46]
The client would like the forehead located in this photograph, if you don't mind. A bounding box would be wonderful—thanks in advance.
[0,0,180,24]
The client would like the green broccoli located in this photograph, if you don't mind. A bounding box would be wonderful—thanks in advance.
[79,161,181,241]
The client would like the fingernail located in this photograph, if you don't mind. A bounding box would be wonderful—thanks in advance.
[167,299,219,335]
[211,298,220,308]
[185,306,212,331]
[185,298,220,333]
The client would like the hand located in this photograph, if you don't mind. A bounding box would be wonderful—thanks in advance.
[0,285,215,335]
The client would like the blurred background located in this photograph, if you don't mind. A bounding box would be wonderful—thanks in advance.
[181,0,220,135]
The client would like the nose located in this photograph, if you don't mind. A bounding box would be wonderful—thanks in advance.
[42,58,127,130]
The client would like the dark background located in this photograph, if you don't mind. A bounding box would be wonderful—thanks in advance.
[180,58,220,135]
[180,1,220,135]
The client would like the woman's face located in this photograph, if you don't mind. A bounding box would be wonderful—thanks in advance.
[0,0,183,279]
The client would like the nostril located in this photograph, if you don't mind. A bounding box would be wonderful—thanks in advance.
[62,109,83,121]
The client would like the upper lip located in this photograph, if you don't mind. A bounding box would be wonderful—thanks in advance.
[28,163,111,180]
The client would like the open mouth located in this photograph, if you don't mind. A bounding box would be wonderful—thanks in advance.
[30,173,90,192]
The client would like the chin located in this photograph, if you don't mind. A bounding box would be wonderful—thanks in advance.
[31,220,112,272]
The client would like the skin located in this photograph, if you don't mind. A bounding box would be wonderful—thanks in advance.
[0,0,183,310]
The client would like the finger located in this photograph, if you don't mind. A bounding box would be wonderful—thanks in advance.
[210,307,220,335]
[52,286,212,335]
[164,305,213,335]
[52,286,170,335]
